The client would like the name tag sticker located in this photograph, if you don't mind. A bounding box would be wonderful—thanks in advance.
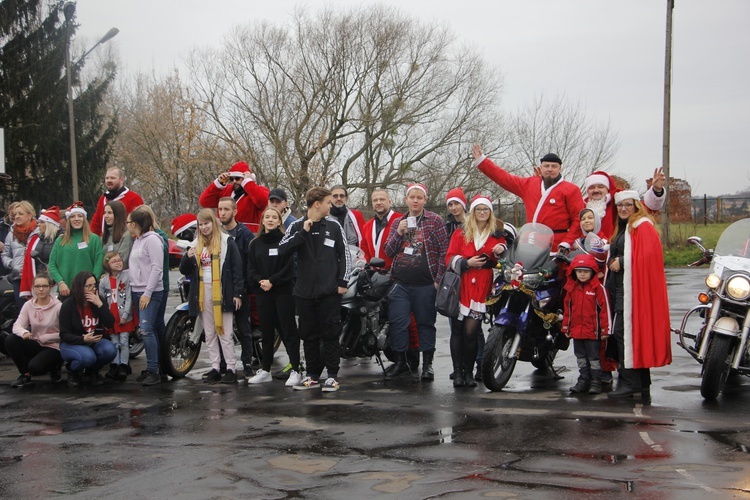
[324,238,335,248]
[404,247,415,255]
[269,248,279,256]
[77,242,88,250]
[108,244,114,251]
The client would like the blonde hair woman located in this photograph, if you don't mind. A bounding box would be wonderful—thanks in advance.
[2,200,37,309]
[179,208,244,384]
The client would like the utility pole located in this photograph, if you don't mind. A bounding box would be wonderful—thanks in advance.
[662,0,674,246]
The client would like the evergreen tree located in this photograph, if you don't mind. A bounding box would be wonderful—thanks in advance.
[0,0,116,212]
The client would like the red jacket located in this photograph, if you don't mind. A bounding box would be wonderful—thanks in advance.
[199,178,270,233]
[90,188,144,236]
[562,255,610,340]
[477,156,584,248]
[361,210,402,269]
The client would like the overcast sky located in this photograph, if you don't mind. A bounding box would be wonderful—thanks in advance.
[75,0,750,196]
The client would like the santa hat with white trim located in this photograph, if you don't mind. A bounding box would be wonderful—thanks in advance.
[406,182,428,198]
[171,213,198,237]
[445,187,467,209]
[66,201,87,218]
[38,206,61,227]
[614,190,640,204]
[469,193,493,212]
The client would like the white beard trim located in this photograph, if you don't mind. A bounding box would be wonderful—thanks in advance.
[586,198,608,220]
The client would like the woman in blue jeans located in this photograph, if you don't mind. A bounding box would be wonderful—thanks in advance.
[126,206,164,386]
[59,271,116,387]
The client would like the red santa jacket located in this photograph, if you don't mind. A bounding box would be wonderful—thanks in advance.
[90,188,144,236]
[361,210,401,269]
[199,178,270,233]
[561,255,610,340]
[477,157,584,248]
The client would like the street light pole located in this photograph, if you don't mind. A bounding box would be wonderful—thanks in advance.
[63,2,118,202]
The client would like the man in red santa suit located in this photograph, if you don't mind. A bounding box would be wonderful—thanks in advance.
[199,161,270,232]
[90,167,144,236]
[472,144,584,253]
[361,189,401,267]
[583,168,666,238]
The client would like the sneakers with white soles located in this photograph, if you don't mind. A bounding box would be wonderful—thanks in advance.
[293,376,319,390]
[248,369,272,384]
[285,370,303,387]
[321,377,340,392]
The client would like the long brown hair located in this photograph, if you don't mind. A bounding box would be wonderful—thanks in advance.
[610,199,655,241]
[102,200,127,244]
[60,213,92,246]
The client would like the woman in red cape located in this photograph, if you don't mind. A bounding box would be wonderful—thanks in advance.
[605,190,671,402]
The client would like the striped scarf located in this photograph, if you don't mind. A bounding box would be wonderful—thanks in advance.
[197,249,224,335]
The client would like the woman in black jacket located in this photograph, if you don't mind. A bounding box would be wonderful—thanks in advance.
[246,208,302,386]
[59,271,116,387]
[179,208,243,384]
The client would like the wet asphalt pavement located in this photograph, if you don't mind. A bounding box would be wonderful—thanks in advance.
[1,269,750,499]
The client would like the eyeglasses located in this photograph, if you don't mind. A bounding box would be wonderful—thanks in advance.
[84,283,97,289]
[108,259,123,264]
[616,203,635,209]
[126,220,134,224]
[332,194,347,199]
[33,284,50,289]
[473,207,491,213]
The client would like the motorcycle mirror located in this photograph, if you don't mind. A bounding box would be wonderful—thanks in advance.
[687,236,702,245]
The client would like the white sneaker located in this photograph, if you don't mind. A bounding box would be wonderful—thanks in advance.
[321,377,340,392]
[248,369,272,384]
[285,370,303,387]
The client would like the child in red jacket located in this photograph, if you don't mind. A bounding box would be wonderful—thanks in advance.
[562,253,611,394]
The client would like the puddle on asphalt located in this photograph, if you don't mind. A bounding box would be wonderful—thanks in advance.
[685,430,750,454]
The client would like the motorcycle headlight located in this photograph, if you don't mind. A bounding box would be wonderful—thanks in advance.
[523,273,543,289]
[726,275,750,301]
[705,274,721,290]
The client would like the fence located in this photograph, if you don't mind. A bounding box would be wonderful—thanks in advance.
[691,196,750,224]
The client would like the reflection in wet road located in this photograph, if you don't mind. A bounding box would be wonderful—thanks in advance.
[1,268,749,497]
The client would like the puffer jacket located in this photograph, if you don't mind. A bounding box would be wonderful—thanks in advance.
[561,253,611,340]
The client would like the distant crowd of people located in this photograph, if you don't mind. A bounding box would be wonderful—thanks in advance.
[2,148,672,401]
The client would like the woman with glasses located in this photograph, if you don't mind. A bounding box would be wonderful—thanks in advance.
[6,274,63,387]
[445,195,506,388]
[605,191,671,403]
[59,271,116,387]
[47,202,104,298]
[126,206,165,386]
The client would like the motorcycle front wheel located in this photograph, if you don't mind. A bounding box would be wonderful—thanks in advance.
[163,311,201,378]
[482,326,518,391]
[700,334,735,400]
[129,328,145,358]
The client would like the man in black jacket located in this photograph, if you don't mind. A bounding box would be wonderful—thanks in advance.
[218,197,256,378]
[279,187,350,392]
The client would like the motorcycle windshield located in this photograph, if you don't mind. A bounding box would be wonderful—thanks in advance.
[712,218,750,274]
[509,223,555,272]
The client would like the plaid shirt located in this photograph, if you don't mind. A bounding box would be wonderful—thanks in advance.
[385,210,448,284]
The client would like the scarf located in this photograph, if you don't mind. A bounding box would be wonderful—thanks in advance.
[104,185,127,201]
[260,227,283,244]
[13,219,37,245]
[329,204,348,225]
[196,247,224,335]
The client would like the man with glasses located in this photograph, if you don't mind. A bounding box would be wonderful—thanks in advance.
[199,161,270,233]
[329,185,365,247]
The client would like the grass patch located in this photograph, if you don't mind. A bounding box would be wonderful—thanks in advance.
[662,222,731,267]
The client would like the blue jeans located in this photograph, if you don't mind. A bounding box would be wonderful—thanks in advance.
[388,283,437,352]
[132,291,163,372]
[60,341,117,372]
[155,289,169,344]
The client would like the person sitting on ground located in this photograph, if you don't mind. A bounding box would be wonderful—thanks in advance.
[6,274,63,387]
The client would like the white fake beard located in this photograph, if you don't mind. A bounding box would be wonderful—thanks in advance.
[586,198,608,222]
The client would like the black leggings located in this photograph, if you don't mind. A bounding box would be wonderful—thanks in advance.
[256,292,301,372]
[5,335,62,375]
[449,316,482,370]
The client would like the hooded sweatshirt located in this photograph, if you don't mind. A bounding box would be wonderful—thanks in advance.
[12,295,63,350]
[128,231,164,297]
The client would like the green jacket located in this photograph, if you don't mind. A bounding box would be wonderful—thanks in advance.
[48,230,104,286]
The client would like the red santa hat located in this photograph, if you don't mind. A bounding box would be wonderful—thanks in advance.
[171,213,198,236]
[66,201,87,218]
[469,194,493,212]
[228,161,251,178]
[445,187,467,209]
[614,190,640,204]
[38,206,61,227]
[406,182,428,198]
[583,170,617,204]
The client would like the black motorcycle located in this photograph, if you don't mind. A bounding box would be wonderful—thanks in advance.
[0,275,19,356]
[482,223,569,391]
[339,257,395,370]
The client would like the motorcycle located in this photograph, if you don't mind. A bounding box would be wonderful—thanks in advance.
[0,275,18,356]
[675,218,750,400]
[482,223,569,391]
[339,257,395,370]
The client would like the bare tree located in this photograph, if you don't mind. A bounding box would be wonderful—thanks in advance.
[188,5,504,209]
[109,70,230,221]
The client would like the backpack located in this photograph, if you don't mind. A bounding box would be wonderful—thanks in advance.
[435,270,461,318]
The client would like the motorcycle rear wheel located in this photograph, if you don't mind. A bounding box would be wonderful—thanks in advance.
[482,326,517,391]
[163,311,201,378]
[700,335,734,400]
[129,328,144,358]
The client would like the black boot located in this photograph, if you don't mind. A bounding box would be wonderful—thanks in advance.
[105,363,119,380]
[474,362,483,382]
[406,349,420,372]
[452,365,465,387]
[464,362,477,387]
[421,351,434,381]
[570,377,590,393]
[589,379,602,394]
[384,352,411,380]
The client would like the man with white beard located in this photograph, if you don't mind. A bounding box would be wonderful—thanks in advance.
[583,168,666,238]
